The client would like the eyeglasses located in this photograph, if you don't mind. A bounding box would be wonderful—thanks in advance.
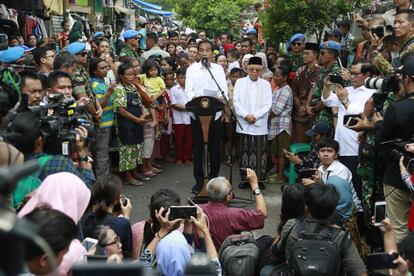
[248,67,262,72]
[102,236,121,247]
[350,71,363,77]
[292,42,304,46]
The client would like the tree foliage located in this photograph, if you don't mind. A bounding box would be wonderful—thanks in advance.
[262,0,370,44]
[174,0,255,36]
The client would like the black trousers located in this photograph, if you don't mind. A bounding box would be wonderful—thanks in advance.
[191,117,222,185]
[339,155,362,201]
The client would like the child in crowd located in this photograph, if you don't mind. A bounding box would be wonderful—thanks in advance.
[170,68,192,164]
[160,69,175,162]
[227,48,241,71]
[268,66,293,184]
[222,68,245,162]
[139,59,165,177]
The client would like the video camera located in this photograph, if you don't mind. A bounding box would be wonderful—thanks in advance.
[32,94,95,156]
[381,137,414,172]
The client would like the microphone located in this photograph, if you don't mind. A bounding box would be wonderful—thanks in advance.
[201,58,208,68]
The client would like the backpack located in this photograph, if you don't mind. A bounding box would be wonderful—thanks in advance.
[288,220,347,276]
[218,233,260,276]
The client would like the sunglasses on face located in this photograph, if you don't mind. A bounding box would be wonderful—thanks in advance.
[77,52,87,57]
[292,42,304,46]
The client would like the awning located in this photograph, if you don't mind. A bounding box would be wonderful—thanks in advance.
[131,0,162,10]
[138,7,173,16]
[114,5,131,14]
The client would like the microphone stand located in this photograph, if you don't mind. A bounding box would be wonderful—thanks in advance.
[202,59,253,204]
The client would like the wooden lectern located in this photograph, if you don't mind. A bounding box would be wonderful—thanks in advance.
[186,96,224,202]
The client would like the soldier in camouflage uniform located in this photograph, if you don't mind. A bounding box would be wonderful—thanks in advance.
[287,33,305,71]
[119,29,141,61]
[307,41,342,128]
[66,42,102,122]
[373,10,414,75]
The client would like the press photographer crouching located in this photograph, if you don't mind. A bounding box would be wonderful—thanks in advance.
[4,110,95,189]
[376,56,414,242]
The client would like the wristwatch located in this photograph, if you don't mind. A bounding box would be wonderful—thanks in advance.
[341,98,350,105]
[253,188,261,195]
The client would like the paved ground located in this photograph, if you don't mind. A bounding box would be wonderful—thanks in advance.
[124,161,282,238]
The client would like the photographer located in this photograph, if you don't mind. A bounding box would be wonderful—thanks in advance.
[376,56,414,242]
[322,59,376,204]
[5,111,95,187]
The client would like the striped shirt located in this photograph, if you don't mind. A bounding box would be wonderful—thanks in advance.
[91,77,114,128]
[268,84,293,140]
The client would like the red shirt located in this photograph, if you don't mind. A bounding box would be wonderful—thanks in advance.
[201,201,265,249]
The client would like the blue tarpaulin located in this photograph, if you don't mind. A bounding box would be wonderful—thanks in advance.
[139,6,173,16]
[131,0,162,10]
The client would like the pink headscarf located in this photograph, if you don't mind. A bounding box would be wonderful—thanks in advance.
[18,172,91,275]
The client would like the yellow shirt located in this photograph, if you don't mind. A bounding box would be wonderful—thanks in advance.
[139,74,165,97]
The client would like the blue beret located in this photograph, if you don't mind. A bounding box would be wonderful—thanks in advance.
[247,28,257,34]
[123,30,139,39]
[320,40,341,52]
[327,28,343,37]
[290,33,305,44]
[93,31,104,39]
[66,42,86,55]
[0,46,25,63]
[18,45,36,52]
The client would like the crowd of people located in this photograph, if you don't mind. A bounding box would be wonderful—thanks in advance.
[3,0,414,275]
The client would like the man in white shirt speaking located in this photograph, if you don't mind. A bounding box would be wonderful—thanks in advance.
[321,59,376,203]
[185,40,228,193]
[233,56,272,188]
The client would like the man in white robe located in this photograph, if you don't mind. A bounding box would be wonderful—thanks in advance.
[233,56,272,188]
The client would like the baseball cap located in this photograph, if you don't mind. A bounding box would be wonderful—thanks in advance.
[397,56,414,75]
[305,122,331,136]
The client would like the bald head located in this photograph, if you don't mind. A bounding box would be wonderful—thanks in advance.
[207,177,232,201]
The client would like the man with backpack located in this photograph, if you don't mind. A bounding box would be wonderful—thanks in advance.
[273,183,367,276]
[201,169,267,250]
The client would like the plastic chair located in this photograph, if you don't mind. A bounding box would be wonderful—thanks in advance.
[284,143,311,184]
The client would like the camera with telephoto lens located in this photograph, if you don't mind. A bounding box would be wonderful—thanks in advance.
[364,75,400,94]
[381,137,414,172]
[32,94,95,156]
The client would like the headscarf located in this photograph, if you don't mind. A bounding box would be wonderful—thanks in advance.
[242,54,254,69]
[68,21,83,44]
[156,230,191,276]
[18,172,91,275]
[255,52,273,79]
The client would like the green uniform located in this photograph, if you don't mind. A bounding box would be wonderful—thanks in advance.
[119,45,140,59]
[310,63,341,127]
[288,52,304,72]
[72,66,97,121]
[358,93,395,225]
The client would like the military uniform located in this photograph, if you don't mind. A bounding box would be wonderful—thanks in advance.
[291,64,319,142]
[72,66,97,104]
[119,45,140,59]
[288,52,304,72]
[310,63,341,127]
